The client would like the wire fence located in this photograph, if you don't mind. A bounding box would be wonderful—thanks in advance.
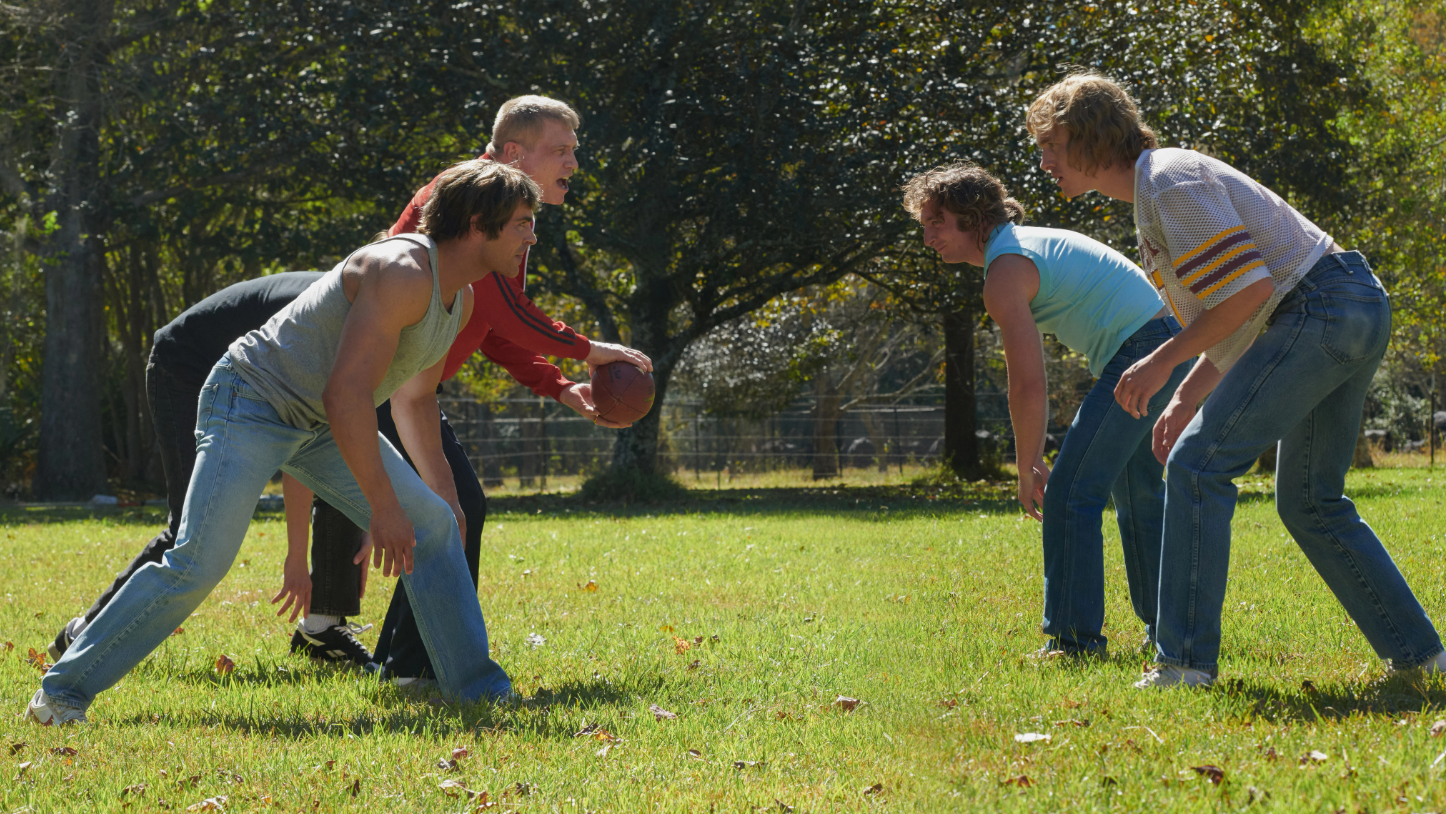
[438,391,1016,487]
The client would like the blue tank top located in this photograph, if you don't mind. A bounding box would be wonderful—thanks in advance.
[983,224,1163,377]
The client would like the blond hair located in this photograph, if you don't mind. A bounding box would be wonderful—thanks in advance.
[419,160,541,242]
[1026,71,1158,175]
[902,162,1027,238]
[486,95,581,156]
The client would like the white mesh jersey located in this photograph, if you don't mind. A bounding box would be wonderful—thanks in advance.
[1133,148,1335,372]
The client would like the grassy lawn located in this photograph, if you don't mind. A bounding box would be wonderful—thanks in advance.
[1,463,1444,812]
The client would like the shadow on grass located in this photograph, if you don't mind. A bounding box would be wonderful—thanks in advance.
[0,477,1419,526]
[130,668,645,738]
[1212,671,1446,722]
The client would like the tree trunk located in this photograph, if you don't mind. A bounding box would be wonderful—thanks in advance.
[811,375,841,480]
[860,409,890,473]
[607,286,675,476]
[34,0,113,500]
[942,310,982,479]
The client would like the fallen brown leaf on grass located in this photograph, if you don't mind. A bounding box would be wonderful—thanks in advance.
[582,580,598,592]
[452,747,470,760]
[174,627,184,635]
[1003,775,1032,787]
[775,799,794,813]
[834,696,861,712]
[121,783,148,797]
[686,659,701,670]
[214,654,235,674]
[1300,750,1329,766]
[185,796,227,812]
[51,746,77,756]
[437,759,458,771]
[863,783,884,796]
[733,760,764,770]
[350,778,360,798]
[2,642,12,651]
[16,761,33,778]
[1431,720,1446,738]
[1262,746,1279,761]
[686,749,703,761]
[7,743,23,756]
[1053,719,1090,728]
[474,791,499,810]
[1192,765,1225,785]
[649,704,677,720]
[25,648,51,672]
[573,723,601,738]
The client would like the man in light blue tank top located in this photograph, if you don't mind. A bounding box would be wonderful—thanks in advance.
[904,162,1194,659]
[27,161,540,724]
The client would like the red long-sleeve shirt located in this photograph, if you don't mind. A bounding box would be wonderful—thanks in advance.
[389,158,590,399]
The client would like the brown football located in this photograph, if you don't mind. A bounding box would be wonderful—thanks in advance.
[590,362,655,424]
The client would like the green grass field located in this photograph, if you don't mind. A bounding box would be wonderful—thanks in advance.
[1,463,1444,812]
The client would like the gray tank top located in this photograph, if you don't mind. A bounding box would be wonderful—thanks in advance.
[228,234,464,429]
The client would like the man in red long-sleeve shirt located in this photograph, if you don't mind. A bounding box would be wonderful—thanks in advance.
[356,95,650,683]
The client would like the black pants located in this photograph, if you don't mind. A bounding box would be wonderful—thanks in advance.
[83,353,363,626]
[357,398,486,679]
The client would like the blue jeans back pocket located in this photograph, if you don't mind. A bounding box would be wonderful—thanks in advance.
[1319,287,1389,365]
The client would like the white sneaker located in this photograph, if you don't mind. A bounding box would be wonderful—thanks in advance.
[22,689,87,726]
[1134,665,1214,689]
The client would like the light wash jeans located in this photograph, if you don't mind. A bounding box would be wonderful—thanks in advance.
[43,355,512,709]
[1042,316,1192,654]
[1155,252,1442,674]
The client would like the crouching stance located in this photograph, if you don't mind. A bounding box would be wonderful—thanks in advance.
[904,163,1192,658]
[27,160,535,724]
[1028,72,1445,687]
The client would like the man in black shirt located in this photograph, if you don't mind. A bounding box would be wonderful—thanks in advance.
[48,272,372,666]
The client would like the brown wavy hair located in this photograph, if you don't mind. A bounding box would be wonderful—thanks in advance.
[1025,71,1158,174]
[419,159,541,242]
[902,162,1027,240]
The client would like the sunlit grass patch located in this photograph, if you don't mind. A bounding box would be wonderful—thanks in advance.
[0,466,1442,811]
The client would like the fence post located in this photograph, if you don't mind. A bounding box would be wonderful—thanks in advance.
[892,404,903,476]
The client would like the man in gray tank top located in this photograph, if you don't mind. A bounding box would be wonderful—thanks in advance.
[27,160,538,723]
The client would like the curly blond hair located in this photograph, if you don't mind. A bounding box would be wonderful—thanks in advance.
[902,162,1026,238]
[1025,71,1158,175]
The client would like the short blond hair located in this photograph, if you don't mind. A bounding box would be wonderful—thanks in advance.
[1026,71,1158,175]
[902,162,1026,237]
[486,95,581,156]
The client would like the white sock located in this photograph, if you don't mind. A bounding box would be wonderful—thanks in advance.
[302,614,340,634]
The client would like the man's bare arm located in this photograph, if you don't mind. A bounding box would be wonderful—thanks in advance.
[390,287,472,540]
[983,255,1049,521]
[322,245,434,577]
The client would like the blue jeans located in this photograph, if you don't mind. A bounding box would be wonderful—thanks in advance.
[42,356,512,709]
[1042,316,1193,653]
[1156,252,1442,673]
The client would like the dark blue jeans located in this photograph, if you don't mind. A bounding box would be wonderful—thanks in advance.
[1156,252,1442,673]
[1041,316,1193,654]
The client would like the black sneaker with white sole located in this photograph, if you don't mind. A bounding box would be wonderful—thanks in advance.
[289,620,374,667]
[47,616,87,663]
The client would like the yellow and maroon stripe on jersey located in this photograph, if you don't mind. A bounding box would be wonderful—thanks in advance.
[1174,226,1267,297]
